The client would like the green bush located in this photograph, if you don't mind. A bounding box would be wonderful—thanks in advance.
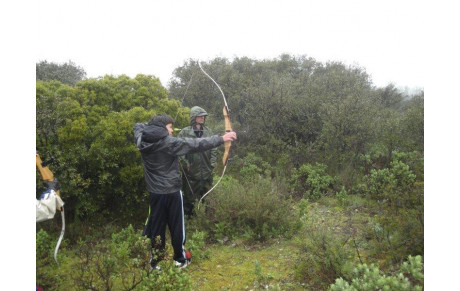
[391,160,416,191]
[36,229,52,261]
[36,229,58,288]
[392,151,424,181]
[291,163,335,200]
[295,210,354,289]
[71,225,163,290]
[329,255,423,291]
[186,230,210,262]
[192,176,297,242]
[364,168,396,201]
[367,208,423,265]
[336,186,349,206]
[363,159,417,212]
[238,152,272,182]
[138,260,192,291]
[36,76,188,223]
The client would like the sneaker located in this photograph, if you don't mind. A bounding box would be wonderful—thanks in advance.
[149,254,161,271]
[174,260,189,269]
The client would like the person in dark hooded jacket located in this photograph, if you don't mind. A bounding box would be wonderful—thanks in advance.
[178,106,217,216]
[133,114,236,269]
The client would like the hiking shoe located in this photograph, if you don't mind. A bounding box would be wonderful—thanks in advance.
[174,260,189,269]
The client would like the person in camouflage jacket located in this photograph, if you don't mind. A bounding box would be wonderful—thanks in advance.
[178,106,217,216]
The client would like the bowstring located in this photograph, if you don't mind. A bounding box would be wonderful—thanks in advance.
[197,164,227,210]
[196,61,232,210]
[175,71,196,197]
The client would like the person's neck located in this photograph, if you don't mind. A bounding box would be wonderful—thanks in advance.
[195,124,202,130]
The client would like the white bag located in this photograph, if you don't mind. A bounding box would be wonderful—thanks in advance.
[36,189,64,223]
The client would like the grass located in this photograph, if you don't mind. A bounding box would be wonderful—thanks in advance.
[187,195,373,290]
[188,239,304,290]
[37,194,422,290]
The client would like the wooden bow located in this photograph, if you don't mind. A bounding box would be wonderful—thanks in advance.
[197,62,234,208]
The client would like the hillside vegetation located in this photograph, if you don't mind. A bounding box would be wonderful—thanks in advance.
[36,55,423,290]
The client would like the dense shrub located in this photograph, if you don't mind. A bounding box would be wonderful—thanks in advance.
[364,168,396,201]
[363,159,416,208]
[36,75,188,223]
[236,152,272,182]
[71,225,151,290]
[392,151,424,181]
[36,229,59,288]
[361,157,422,265]
[137,260,192,291]
[294,202,355,289]
[291,163,335,200]
[185,230,210,262]
[329,255,423,291]
[191,176,297,242]
[336,186,349,206]
[367,207,424,266]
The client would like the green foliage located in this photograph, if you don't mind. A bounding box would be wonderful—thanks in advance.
[36,224,193,290]
[170,56,378,169]
[36,60,87,86]
[401,255,424,283]
[186,230,210,262]
[35,55,423,290]
[400,93,424,152]
[237,152,272,182]
[392,151,424,181]
[36,74,189,222]
[71,225,152,290]
[67,224,189,290]
[291,163,335,200]
[36,229,52,261]
[336,186,349,206]
[169,56,422,177]
[36,229,57,288]
[363,159,416,209]
[364,168,396,201]
[253,260,277,290]
[390,160,416,194]
[359,155,422,265]
[367,206,423,265]
[295,209,355,289]
[192,176,297,242]
[329,255,423,291]
[137,260,192,291]
[296,198,310,223]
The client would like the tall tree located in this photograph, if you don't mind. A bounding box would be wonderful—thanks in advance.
[36,60,87,86]
[36,74,188,222]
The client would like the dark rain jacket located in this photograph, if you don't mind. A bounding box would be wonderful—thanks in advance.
[178,106,218,182]
[133,121,223,194]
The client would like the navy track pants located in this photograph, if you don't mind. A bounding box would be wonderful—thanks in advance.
[142,191,187,263]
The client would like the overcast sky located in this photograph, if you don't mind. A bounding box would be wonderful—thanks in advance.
[36,0,425,90]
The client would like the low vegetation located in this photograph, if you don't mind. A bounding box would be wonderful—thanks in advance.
[36,56,423,290]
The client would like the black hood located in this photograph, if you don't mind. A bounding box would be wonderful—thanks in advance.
[142,121,169,143]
